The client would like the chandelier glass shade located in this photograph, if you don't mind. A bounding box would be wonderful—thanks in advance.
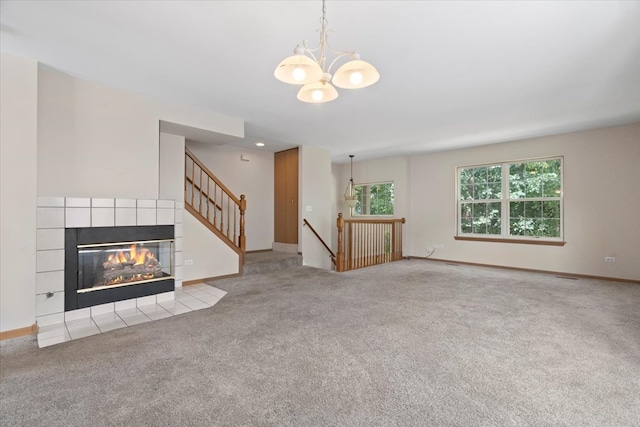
[273,47,324,85]
[344,155,357,208]
[274,0,380,103]
[297,77,339,103]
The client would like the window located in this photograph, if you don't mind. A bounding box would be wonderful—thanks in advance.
[353,182,394,216]
[457,157,563,243]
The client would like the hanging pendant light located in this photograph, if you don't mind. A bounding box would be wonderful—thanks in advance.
[344,155,357,208]
[274,0,380,103]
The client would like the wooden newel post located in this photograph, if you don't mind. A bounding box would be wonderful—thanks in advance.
[336,213,345,272]
[239,195,246,252]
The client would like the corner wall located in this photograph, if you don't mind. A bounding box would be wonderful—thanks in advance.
[1,58,246,333]
[331,156,410,254]
[408,122,640,281]
[0,54,38,332]
[186,141,274,252]
[36,64,244,199]
[301,145,333,270]
[160,134,241,282]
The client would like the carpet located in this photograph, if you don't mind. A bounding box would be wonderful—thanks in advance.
[2,260,639,426]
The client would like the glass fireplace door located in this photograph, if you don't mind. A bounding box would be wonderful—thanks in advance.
[77,239,174,293]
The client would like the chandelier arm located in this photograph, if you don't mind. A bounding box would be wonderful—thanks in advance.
[304,0,355,75]
[301,40,320,63]
[326,52,353,75]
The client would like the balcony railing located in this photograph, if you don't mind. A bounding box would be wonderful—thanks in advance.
[336,213,405,272]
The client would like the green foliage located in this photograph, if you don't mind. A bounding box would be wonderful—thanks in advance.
[459,165,502,200]
[459,159,562,237]
[509,159,561,199]
[355,183,394,215]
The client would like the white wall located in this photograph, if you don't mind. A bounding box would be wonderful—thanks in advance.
[167,137,242,279]
[182,213,239,281]
[1,61,247,332]
[409,123,640,281]
[37,65,244,198]
[0,54,38,332]
[301,145,333,270]
[330,123,639,281]
[35,67,247,286]
[159,133,186,202]
[158,132,187,286]
[331,156,410,254]
[186,141,275,251]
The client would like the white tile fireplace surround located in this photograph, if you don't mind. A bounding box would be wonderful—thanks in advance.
[34,197,218,348]
[37,284,226,348]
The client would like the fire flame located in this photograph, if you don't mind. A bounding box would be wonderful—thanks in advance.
[107,244,156,266]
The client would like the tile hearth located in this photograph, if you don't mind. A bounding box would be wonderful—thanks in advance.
[37,284,225,348]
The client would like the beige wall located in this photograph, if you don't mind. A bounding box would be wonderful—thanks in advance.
[301,145,333,270]
[332,156,410,253]
[409,122,640,281]
[1,59,246,332]
[0,54,39,332]
[186,141,275,252]
[161,132,243,282]
[159,132,186,202]
[37,65,244,198]
[182,213,239,281]
[3,53,637,333]
[332,123,639,281]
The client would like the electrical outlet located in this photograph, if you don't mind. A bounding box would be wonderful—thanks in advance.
[604,257,615,263]
[184,259,194,265]
[433,244,444,249]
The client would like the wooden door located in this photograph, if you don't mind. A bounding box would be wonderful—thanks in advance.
[274,148,298,244]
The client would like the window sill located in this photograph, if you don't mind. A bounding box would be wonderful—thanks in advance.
[454,236,566,246]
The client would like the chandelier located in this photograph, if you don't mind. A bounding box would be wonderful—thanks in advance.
[344,155,357,208]
[274,0,380,103]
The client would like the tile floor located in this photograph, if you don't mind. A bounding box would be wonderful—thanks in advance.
[37,284,226,348]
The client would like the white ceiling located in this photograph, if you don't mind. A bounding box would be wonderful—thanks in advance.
[2,1,639,162]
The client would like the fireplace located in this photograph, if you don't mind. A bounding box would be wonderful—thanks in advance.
[65,225,175,311]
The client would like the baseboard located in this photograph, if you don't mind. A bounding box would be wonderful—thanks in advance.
[408,256,640,284]
[182,272,242,286]
[0,323,38,341]
[246,248,302,256]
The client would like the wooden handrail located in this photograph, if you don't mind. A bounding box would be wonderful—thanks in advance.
[185,149,246,254]
[303,218,336,265]
[336,213,405,272]
[343,218,405,224]
[185,176,222,211]
[186,148,241,205]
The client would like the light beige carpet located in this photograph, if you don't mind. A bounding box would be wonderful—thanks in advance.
[2,260,639,426]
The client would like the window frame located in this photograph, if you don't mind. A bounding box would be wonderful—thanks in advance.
[351,180,395,217]
[455,156,565,246]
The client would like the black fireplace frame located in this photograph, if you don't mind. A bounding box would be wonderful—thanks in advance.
[65,225,175,311]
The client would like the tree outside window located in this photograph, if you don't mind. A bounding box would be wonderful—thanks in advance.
[354,182,394,216]
[458,157,562,240]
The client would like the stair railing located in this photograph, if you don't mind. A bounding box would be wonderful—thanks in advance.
[303,219,336,266]
[336,213,405,272]
[185,148,246,254]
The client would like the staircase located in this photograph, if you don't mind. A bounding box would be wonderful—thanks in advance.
[184,150,406,278]
[185,148,246,257]
[185,149,302,278]
[243,251,302,275]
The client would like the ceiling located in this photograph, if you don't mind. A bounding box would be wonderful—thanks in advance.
[2,1,639,163]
